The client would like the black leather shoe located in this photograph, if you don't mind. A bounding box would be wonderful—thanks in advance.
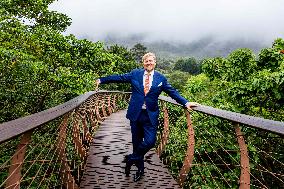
[125,162,131,177]
[125,155,132,177]
[133,169,144,182]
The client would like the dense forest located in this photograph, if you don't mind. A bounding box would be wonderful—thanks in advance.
[1,0,284,188]
[1,0,283,123]
[0,0,140,123]
[181,39,284,121]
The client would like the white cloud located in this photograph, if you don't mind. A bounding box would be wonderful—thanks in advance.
[49,0,284,44]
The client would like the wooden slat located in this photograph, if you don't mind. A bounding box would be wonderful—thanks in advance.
[80,110,180,189]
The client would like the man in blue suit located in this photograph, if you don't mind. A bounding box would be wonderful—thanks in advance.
[96,52,198,181]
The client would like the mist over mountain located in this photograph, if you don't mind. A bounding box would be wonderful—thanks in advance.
[49,0,283,60]
[100,33,269,59]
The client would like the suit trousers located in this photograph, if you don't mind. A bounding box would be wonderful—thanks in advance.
[130,109,157,168]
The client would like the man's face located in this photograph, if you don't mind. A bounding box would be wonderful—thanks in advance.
[143,56,156,72]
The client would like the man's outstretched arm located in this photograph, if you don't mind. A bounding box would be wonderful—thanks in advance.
[95,72,133,88]
[162,78,199,110]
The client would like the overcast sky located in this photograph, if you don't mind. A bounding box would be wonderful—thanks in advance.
[49,0,284,45]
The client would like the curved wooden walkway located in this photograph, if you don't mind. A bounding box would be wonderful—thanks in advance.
[80,110,180,189]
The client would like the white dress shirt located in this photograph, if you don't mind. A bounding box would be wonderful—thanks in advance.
[142,69,189,108]
[142,70,154,109]
[143,70,154,90]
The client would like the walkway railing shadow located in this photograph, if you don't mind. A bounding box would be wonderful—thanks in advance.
[0,91,283,188]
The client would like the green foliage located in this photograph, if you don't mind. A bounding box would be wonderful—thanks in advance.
[130,43,147,63]
[201,57,228,81]
[106,44,138,74]
[257,38,284,71]
[0,1,137,187]
[1,1,284,188]
[1,0,71,32]
[0,1,137,123]
[174,57,201,75]
[183,74,231,109]
[171,40,284,187]
[202,49,257,82]
[156,57,175,72]
[200,39,284,119]
[158,102,241,188]
[165,71,191,90]
[226,48,257,81]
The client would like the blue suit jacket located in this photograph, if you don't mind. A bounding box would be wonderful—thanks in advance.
[100,69,188,127]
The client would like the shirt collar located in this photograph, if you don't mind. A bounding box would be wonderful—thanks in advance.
[144,70,154,76]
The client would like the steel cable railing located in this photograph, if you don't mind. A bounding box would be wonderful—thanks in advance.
[1,91,283,188]
[193,114,240,180]
[0,91,130,189]
[157,95,284,188]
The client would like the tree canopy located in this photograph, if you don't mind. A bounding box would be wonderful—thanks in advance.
[190,38,284,120]
[0,0,137,122]
[130,43,147,63]
[173,57,201,75]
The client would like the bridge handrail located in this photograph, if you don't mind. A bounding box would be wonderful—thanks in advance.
[0,90,131,144]
[158,95,284,136]
[1,92,283,144]
[0,91,283,188]
[1,91,283,145]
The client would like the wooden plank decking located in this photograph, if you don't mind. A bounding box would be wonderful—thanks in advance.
[80,110,180,189]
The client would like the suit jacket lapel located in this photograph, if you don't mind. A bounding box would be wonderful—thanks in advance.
[153,71,159,88]
[139,69,145,94]
[148,71,159,95]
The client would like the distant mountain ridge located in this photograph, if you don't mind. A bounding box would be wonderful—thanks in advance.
[147,38,268,59]
[97,34,269,59]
